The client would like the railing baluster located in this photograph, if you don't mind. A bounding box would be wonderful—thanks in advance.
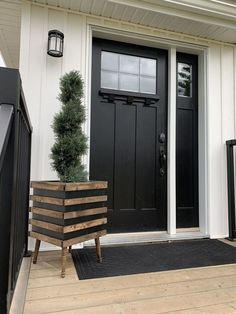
[226,140,236,241]
[0,68,32,313]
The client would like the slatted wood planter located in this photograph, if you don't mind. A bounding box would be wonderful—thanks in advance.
[29,181,108,277]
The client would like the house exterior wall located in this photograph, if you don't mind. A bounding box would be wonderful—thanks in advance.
[20,3,236,248]
[207,45,236,238]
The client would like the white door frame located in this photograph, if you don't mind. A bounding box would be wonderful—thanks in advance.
[85,24,209,237]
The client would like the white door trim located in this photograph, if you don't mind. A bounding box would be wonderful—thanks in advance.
[85,24,209,238]
[167,47,177,235]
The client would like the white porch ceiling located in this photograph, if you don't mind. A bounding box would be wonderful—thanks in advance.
[32,0,236,43]
[0,0,21,68]
[0,0,236,69]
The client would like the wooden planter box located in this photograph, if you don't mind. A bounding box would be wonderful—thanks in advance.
[30,181,108,277]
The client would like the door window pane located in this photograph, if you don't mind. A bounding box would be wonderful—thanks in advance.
[140,76,156,94]
[120,74,139,92]
[140,58,156,76]
[101,70,118,90]
[101,51,157,94]
[101,51,119,71]
[120,55,139,74]
[178,63,192,97]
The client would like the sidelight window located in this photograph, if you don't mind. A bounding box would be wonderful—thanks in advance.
[177,62,192,98]
[101,51,156,94]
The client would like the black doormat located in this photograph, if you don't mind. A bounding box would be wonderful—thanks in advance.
[71,239,236,280]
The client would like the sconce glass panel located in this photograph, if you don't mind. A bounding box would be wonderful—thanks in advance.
[47,30,64,58]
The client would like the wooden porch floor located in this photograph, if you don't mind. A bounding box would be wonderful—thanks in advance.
[24,245,236,314]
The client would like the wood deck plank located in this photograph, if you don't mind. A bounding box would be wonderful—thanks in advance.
[24,286,236,314]
[169,302,236,313]
[26,273,236,304]
[29,266,76,278]
[27,262,236,289]
[23,249,236,314]
[27,275,78,289]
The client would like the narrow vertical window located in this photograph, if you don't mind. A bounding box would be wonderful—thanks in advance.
[178,63,192,97]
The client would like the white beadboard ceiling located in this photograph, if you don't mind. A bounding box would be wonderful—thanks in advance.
[0,0,21,68]
[30,0,236,43]
[1,0,236,68]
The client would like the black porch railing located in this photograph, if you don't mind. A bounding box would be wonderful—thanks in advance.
[226,140,236,241]
[0,68,32,314]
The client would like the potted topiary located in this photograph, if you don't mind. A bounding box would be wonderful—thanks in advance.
[30,71,108,277]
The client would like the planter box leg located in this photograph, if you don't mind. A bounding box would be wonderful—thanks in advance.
[95,237,102,263]
[68,245,72,253]
[33,239,41,264]
[61,247,67,278]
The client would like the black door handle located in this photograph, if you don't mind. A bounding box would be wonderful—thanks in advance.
[160,147,166,176]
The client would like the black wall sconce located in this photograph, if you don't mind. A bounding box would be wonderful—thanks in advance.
[47,30,64,57]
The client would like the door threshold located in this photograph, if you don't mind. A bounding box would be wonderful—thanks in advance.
[176,227,200,233]
[84,231,209,247]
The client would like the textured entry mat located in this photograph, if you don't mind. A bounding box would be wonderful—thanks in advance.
[71,239,236,280]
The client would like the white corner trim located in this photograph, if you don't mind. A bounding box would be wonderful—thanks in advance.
[198,51,209,235]
[234,47,236,139]
[85,22,93,174]
[167,47,176,235]
[19,2,31,90]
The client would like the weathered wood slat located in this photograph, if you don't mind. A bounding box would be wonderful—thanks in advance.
[30,231,62,247]
[31,181,65,191]
[31,181,108,191]
[64,207,107,219]
[63,230,107,247]
[31,195,64,206]
[64,195,107,206]
[63,218,107,233]
[65,181,108,191]
[30,219,63,233]
[30,216,107,236]
[31,195,107,206]
[30,229,107,248]
[31,207,64,219]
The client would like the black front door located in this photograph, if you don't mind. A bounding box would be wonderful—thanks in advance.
[90,38,168,233]
[176,52,199,228]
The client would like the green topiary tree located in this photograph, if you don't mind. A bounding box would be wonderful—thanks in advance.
[51,70,88,182]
